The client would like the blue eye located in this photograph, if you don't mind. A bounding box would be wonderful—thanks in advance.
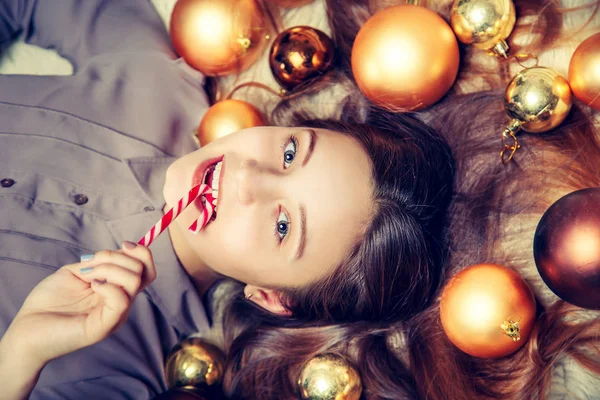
[282,136,297,169]
[274,208,290,242]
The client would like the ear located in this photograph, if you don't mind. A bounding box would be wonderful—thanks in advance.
[244,285,292,317]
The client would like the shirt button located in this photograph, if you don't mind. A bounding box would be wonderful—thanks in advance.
[73,193,89,205]
[1,178,15,188]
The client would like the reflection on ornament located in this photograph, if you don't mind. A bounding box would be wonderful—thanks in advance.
[170,0,271,76]
[440,264,537,359]
[501,66,572,164]
[351,5,460,111]
[534,188,600,310]
[268,26,334,91]
[451,0,516,57]
[165,337,226,389]
[272,0,315,7]
[197,99,266,146]
[297,354,362,400]
[569,32,600,111]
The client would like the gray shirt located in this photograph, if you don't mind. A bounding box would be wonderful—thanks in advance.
[0,0,212,397]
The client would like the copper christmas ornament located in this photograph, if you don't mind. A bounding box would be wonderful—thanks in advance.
[501,66,572,163]
[533,188,600,310]
[268,26,334,91]
[170,0,271,76]
[451,0,516,57]
[165,337,226,389]
[351,4,460,111]
[271,0,315,7]
[297,354,362,400]
[440,264,537,359]
[197,99,266,146]
[568,32,600,111]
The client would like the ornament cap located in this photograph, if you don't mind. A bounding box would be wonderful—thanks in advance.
[490,40,509,58]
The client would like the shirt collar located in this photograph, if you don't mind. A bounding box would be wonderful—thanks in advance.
[106,156,210,335]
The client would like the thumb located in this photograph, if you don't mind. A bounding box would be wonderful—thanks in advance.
[86,280,130,344]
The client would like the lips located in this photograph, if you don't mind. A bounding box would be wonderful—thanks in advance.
[192,155,224,188]
[192,155,223,214]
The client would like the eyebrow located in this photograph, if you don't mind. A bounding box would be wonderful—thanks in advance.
[295,129,317,260]
[302,129,317,167]
[295,204,307,260]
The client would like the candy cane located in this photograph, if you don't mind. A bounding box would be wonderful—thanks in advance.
[138,183,212,247]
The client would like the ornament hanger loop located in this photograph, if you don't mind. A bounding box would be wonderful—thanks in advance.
[512,53,539,69]
[224,81,285,100]
[500,130,520,165]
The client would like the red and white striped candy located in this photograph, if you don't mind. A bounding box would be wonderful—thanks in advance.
[138,184,212,247]
[188,194,215,235]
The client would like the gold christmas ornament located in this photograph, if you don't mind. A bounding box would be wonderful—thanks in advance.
[568,32,600,111]
[351,4,460,111]
[297,354,362,400]
[271,0,315,7]
[268,26,335,91]
[440,264,537,359]
[170,0,271,76]
[197,99,266,146]
[501,66,572,164]
[164,337,226,389]
[450,0,516,58]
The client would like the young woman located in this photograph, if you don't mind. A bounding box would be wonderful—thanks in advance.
[0,0,452,398]
[0,1,598,400]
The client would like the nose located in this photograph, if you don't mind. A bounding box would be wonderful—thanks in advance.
[236,159,281,205]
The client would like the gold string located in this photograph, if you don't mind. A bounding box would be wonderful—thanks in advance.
[225,81,286,100]
[500,129,520,165]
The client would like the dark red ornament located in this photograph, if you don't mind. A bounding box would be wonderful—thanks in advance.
[533,187,600,309]
[268,26,334,91]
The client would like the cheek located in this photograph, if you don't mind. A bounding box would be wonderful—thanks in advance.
[192,208,266,279]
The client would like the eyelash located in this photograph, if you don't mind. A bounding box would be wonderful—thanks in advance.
[273,135,297,243]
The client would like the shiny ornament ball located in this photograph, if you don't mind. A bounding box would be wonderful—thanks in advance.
[271,0,315,7]
[533,188,600,310]
[165,337,226,389]
[297,354,362,400]
[504,66,572,134]
[268,26,334,91]
[197,99,266,146]
[569,32,600,110]
[451,0,516,57]
[170,0,270,76]
[351,5,460,111]
[440,264,537,359]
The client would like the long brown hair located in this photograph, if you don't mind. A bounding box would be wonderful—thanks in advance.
[209,0,600,398]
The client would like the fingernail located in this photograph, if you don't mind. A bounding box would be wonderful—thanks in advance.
[80,254,94,262]
[80,267,94,274]
[123,241,137,250]
[92,279,106,286]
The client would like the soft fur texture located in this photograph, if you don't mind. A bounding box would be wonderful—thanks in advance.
[2,0,598,397]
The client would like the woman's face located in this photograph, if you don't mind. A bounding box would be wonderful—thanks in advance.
[163,126,373,289]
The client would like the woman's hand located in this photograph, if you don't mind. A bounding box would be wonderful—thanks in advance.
[3,241,157,367]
